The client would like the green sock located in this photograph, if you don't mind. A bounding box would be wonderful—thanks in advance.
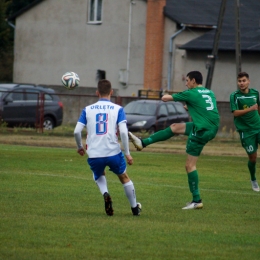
[187,170,200,202]
[248,161,256,181]
[142,127,174,146]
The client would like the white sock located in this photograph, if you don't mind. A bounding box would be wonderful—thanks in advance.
[123,180,137,208]
[95,175,108,195]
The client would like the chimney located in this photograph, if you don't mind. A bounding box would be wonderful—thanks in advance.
[144,0,166,90]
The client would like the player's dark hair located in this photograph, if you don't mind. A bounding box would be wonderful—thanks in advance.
[237,72,249,79]
[98,79,111,96]
[186,71,203,84]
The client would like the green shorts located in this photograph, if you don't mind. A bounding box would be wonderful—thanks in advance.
[185,122,218,157]
[239,131,260,155]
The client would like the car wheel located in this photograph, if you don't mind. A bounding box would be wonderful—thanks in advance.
[43,117,54,130]
[148,126,156,134]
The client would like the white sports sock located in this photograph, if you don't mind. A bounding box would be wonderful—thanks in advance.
[123,180,137,208]
[95,175,108,195]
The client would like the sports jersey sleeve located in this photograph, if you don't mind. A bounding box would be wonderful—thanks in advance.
[118,121,130,155]
[74,122,84,149]
[77,108,87,125]
[172,90,191,103]
[117,107,127,124]
[229,92,237,112]
[74,108,87,149]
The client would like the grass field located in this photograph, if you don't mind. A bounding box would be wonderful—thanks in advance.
[0,143,260,260]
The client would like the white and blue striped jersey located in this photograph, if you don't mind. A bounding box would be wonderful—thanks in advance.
[77,99,127,158]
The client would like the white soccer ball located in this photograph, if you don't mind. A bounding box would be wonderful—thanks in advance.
[61,72,80,90]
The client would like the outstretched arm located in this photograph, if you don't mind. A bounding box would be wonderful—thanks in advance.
[161,94,174,102]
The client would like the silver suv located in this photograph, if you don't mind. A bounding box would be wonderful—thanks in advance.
[0,83,63,130]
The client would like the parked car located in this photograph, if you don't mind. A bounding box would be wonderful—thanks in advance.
[0,83,63,130]
[124,99,189,134]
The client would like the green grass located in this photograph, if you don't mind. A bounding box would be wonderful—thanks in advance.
[0,144,260,260]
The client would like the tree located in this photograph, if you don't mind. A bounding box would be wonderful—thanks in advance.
[0,0,35,82]
[0,0,13,81]
[6,0,36,17]
[0,0,11,52]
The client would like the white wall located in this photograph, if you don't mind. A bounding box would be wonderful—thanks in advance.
[162,18,206,92]
[13,0,260,101]
[13,0,147,97]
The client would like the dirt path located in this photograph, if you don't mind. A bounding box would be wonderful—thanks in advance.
[0,133,245,157]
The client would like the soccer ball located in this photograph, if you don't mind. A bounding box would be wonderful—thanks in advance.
[61,72,80,90]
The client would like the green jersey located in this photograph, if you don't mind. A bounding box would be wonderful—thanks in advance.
[173,87,219,131]
[230,88,260,132]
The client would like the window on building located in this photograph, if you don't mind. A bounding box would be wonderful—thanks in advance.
[96,70,106,81]
[88,0,103,24]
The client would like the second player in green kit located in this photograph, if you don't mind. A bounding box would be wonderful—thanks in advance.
[230,72,260,192]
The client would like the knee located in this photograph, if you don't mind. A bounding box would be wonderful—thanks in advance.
[118,172,130,184]
[249,158,257,164]
[185,163,196,173]
[170,123,177,133]
[185,164,191,173]
[249,153,257,163]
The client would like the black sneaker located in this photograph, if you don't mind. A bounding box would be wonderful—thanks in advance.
[131,202,142,216]
[103,192,113,216]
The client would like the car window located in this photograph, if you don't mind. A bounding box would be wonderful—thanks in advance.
[25,89,40,101]
[44,93,53,101]
[174,103,187,114]
[124,101,136,113]
[0,87,8,98]
[124,102,156,116]
[158,104,168,116]
[25,89,53,101]
[166,103,177,115]
[6,89,24,101]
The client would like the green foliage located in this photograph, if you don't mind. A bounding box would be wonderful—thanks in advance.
[5,0,35,15]
[0,0,13,81]
[0,145,260,259]
[0,0,35,81]
[0,0,11,51]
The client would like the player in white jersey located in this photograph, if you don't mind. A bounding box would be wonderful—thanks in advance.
[74,79,141,216]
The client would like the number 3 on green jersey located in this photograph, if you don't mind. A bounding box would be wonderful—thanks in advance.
[202,94,214,110]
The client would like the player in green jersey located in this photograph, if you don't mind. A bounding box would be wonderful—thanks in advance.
[129,71,220,209]
[230,72,260,192]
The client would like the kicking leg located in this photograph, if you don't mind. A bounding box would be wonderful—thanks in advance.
[129,123,187,151]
